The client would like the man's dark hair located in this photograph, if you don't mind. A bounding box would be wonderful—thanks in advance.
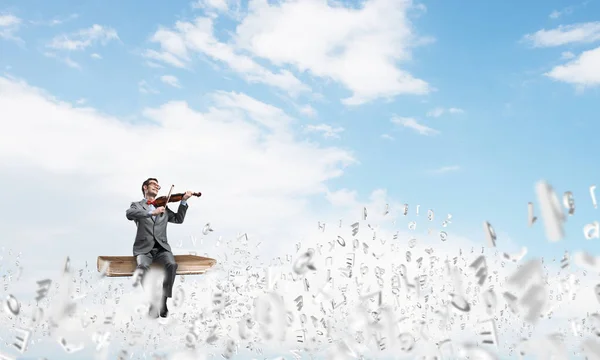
[142,178,158,197]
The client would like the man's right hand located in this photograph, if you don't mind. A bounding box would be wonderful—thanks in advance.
[151,206,165,215]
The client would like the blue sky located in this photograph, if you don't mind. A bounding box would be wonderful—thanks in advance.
[5,0,595,259]
[1,0,600,358]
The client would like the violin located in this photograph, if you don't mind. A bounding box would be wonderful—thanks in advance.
[149,192,202,207]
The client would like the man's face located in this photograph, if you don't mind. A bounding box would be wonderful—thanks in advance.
[146,180,161,196]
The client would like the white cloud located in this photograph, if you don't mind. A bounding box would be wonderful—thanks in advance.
[523,22,600,47]
[391,116,439,136]
[426,107,464,117]
[561,51,575,59]
[42,51,81,69]
[0,75,356,272]
[29,13,79,27]
[90,53,102,59]
[298,104,317,118]
[524,25,600,87]
[145,61,164,68]
[144,18,309,96]
[426,107,444,117]
[148,27,190,60]
[545,46,600,87]
[549,6,574,19]
[0,13,22,43]
[63,57,81,69]
[380,133,394,140]
[44,19,63,26]
[138,80,159,94]
[234,0,432,105]
[143,49,189,68]
[325,188,359,207]
[147,0,433,105]
[0,76,596,358]
[0,14,20,27]
[549,10,561,19]
[304,124,344,139]
[430,165,460,174]
[160,75,182,88]
[192,0,231,12]
[210,90,296,132]
[48,24,119,51]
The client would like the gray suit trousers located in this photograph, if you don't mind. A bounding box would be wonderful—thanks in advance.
[136,244,178,298]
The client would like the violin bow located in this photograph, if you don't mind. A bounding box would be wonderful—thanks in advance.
[162,185,175,216]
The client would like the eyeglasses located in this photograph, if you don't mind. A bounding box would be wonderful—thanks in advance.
[148,182,161,190]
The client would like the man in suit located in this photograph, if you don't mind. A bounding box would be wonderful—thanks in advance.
[125,177,191,318]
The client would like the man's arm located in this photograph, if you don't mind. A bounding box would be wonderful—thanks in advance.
[126,202,153,221]
[167,200,188,224]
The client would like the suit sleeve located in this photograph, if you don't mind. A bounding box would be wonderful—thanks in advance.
[167,203,188,224]
[126,202,152,221]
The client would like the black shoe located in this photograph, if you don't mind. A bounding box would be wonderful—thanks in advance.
[159,303,168,318]
[148,304,159,319]
[159,296,169,318]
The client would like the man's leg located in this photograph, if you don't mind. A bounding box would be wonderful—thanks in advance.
[154,249,178,317]
[135,253,159,318]
[135,253,153,287]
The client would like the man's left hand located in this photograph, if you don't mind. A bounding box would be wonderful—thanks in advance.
[182,190,192,201]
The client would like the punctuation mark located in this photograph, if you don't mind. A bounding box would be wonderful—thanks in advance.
[399,264,412,289]
[30,307,44,328]
[443,213,452,225]
[483,221,496,247]
[528,202,537,226]
[563,191,575,216]
[515,339,529,360]
[536,182,564,242]
[482,289,497,316]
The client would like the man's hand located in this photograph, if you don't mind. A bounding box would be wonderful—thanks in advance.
[151,206,166,215]
[182,190,192,201]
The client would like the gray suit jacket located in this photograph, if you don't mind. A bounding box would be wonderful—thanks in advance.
[125,200,188,256]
